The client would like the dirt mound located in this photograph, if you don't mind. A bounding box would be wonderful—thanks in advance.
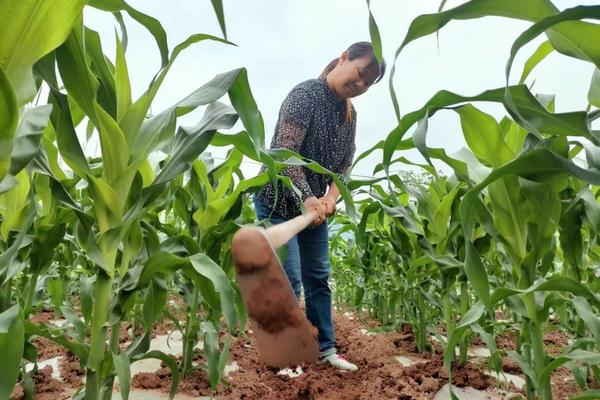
[10,365,65,400]
[59,352,85,387]
[130,310,496,399]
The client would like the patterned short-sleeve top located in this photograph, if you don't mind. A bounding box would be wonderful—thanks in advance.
[255,78,357,220]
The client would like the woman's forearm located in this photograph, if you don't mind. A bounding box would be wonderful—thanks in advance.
[326,181,341,200]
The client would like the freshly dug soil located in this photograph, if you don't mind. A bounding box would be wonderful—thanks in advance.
[22,307,592,399]
[30,309,56,325]
[59,352,85,387]
[32,337,67,361]
[10,365,67,400]
[131,311,495,399]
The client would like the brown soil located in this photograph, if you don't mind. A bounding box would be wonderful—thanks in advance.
[23,308,592,399]
[32,337,68,361]
[10,365,67,400]
[501,356,522,374]
[131,311,494,399]
[495,327,571,355]
[59,352,85,387]
[495,330,516,351]
[30,309,56,325]
[544,329,571,356]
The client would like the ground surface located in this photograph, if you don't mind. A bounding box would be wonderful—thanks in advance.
[13,307,589,399]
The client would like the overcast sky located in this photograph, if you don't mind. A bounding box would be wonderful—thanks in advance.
[84,0,599,178]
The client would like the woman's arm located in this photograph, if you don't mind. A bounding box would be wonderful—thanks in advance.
[273,86,326,224]
[273,119,315,201]
[321,114,356,217]
[320,181,340,217]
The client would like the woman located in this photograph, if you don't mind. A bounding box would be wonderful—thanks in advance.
[253,42,386,371]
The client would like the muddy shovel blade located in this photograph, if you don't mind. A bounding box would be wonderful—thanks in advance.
[232,226,319,367]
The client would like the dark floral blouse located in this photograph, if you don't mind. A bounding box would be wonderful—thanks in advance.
[255,78,356,220]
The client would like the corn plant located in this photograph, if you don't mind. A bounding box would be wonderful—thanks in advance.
[330,1,600,399]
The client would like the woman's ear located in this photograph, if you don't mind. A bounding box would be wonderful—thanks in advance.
[338,50,349,64]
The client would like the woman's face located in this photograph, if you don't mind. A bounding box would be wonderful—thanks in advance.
[328,52,378,99]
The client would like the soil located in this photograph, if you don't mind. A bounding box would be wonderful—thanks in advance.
[33,337,67,361]
[30,309,56,325]
[131,312,494,399]
[10,366,68,400]
[59,352,85,387]
[20,306,593,399]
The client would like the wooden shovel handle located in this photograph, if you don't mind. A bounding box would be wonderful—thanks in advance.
[266,209,319,249]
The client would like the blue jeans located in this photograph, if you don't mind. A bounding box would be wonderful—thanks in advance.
[253,196,335,355]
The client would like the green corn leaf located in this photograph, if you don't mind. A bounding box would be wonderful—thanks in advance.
[0,0,86,104]
[589,68,600,109]
[519,40,553,84]
[366,0,383,65]
[0,170,31,241]
[505,5,600,140]
[131,71,241,162]
[572,297,600,350]
[115,32,131,123]
[93,103,129,189]
[491,276,600,307]
[539,350,600,384]
[84,27,117,117]
[54,100,91,177]
[143,102,238,204]
[210,0,228,40]
[9,104,51,176]
[572,391,600,400]
[201,321,221,388]
[0,66,18,183]
[443,301,485,375]
[113,351,131,400]
[382,85,591,170]
[120,34,234,145]
[387,0,600,123]
[56,20,100,120]
[456,104,515,168]
[142,277,168,330]
[190,254,237,331]
[0,305,24,400]
[88,0,168,68]
[227,68,265,150]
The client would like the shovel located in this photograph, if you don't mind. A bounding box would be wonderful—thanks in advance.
[232,207,320,367]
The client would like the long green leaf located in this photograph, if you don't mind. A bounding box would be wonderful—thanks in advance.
[210,0,227,40]
[0,66,19,182]
[191,254,237,331]
[505,5,600,140]
[519,40,553,84]
[0,0,86,103]
[88,0,168,68]
[9,104,51,176]
[366,0,383,65]
[0,305,24,400]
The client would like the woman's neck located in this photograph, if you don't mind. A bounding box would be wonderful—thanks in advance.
[325,73,342,100]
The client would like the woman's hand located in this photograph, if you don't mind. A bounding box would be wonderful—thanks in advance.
[319,194,337,217]
[304,196,326,226]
